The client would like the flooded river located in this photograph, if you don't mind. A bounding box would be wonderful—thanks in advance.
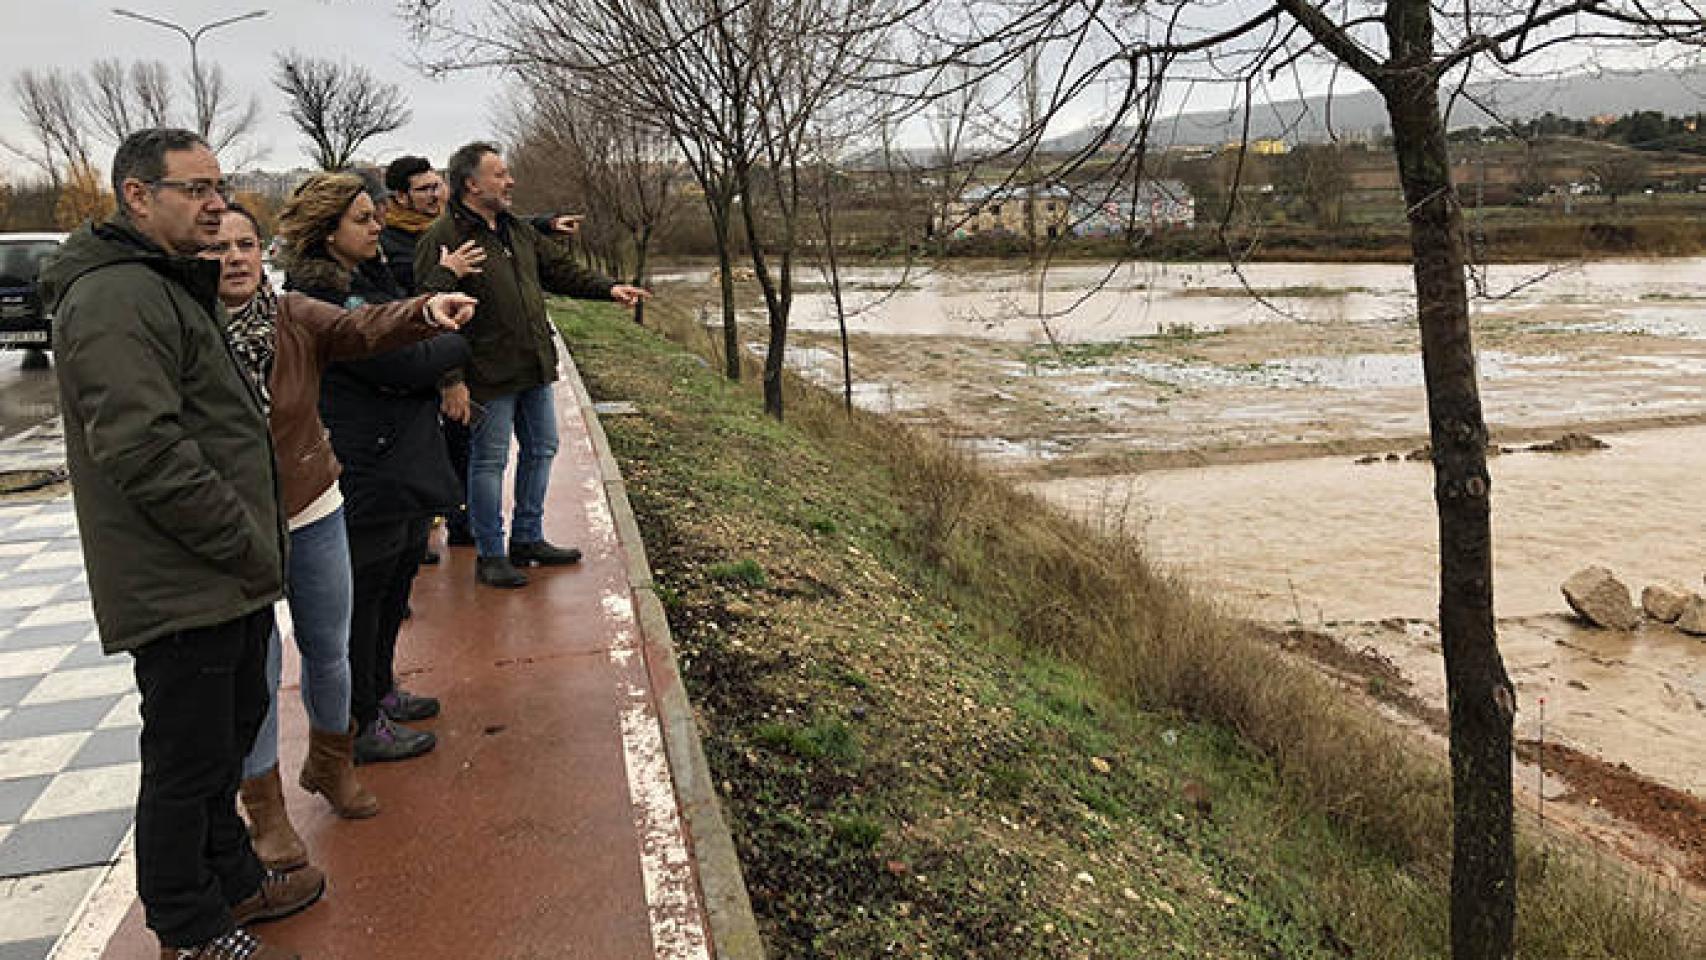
[662,255,1706,806]
[727,257,1706,340]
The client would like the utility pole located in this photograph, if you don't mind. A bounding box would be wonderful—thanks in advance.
[111,7,268,138]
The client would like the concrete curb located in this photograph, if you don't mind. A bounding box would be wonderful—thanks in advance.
[562,348,767,960]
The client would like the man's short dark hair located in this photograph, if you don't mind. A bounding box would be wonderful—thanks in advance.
[111,128,209,211]
[384,155,433,194]
[355,166,387,203]
[445,142,500,203]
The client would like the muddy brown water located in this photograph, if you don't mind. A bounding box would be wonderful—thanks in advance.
[748,257,1706,340]
[1029,430,1706,798]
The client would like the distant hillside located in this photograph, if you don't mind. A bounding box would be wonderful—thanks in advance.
[1047,67,1706,150]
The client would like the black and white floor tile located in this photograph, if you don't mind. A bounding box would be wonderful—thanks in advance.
[0,435,137,960]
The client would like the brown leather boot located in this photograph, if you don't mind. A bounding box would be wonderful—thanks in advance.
[298,723,380,819]
[238,767,308,872]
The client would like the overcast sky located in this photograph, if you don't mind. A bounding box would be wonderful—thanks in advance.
[0,0,505,177]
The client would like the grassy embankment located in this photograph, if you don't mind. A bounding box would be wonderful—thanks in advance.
[554,298,1705,958]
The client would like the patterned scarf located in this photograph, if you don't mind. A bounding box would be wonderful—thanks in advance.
[385,204,437,235]
[224,278,278,413]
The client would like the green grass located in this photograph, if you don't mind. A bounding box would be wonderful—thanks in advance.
[554,296,1705,959]
[707,558,769,588]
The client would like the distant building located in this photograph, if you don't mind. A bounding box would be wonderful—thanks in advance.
[941,184,1075,239]
[1222,138,1290,156]
[939,179,1195,240]
[1074,179,1196,235]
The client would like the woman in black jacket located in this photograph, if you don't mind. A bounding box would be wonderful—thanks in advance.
[278,172,465,763]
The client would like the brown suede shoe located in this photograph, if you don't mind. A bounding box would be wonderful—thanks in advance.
[160,927,298,959]
[230,865,325,927]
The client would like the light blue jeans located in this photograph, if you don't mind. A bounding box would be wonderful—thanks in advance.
[469,382,560,557]
[242,505,355,780]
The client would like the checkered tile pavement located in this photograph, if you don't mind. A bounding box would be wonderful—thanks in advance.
[0,420,66,474]
[0,434,139,960]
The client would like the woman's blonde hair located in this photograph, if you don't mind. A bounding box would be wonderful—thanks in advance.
[276,172,365,270]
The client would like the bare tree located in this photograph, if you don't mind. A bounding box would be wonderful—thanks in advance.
[1588,151,1652,207]
[82,59,178,146]
[409,0,909,416]
[5,69,95,192]
[187,63,263,164]
[410,0,764,382]
[1276,142,1353,229]
[273,52,412,171]
[898,3,1706,957]
[507,82,683,325]
[132,61,175,130]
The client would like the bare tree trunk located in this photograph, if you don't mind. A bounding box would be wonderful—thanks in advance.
[738,183,789,419]
[1384,54,1516,960]
[633,224,652,327]
[824,218,853,413]
[709,200,741,381]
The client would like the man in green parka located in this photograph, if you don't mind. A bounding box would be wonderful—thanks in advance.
[41,128,322,960]
[414,141,648,589]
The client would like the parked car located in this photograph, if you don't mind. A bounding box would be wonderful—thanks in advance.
[0,232,69,358]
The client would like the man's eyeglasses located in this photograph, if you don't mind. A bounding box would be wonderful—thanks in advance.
[409,182,445,196]
[148,178,230,202]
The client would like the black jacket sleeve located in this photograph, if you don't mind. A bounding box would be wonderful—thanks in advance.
[333,332,470,393]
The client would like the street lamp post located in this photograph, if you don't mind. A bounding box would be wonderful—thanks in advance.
[111,7,268,137]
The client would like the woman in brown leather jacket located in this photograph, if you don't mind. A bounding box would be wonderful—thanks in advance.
[202,203,473,872]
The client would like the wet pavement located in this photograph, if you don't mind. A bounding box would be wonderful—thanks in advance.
[0,350,59,445]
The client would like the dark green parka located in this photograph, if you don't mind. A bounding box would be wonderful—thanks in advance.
[413,202,613,401]
[40,216,286,654]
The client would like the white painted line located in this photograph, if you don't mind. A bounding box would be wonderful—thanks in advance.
[48,827,135,960]
[605,585,712,960]
[566,338,713,958]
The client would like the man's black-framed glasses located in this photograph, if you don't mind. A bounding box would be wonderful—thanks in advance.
[148,178,230,202]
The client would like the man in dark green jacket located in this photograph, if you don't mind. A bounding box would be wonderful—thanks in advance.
[41,128,320,960]
[415,141,648,588]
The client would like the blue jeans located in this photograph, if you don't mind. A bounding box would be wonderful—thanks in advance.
[242,505,355,780]
[469,382,559,557]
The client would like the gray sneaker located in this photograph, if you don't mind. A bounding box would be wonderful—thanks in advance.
[380,686,440,723]
[353,714,436,765]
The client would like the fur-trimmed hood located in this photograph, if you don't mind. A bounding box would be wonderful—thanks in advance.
[282,251,351,296]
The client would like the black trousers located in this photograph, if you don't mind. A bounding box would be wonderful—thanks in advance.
[443,418,471,537]
[349,517,430,729]
[130,607,273,948]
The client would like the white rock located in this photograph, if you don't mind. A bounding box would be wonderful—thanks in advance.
[1677,596,1706,636]
[1561,566,1640,630]
[1641,582,1694,623]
